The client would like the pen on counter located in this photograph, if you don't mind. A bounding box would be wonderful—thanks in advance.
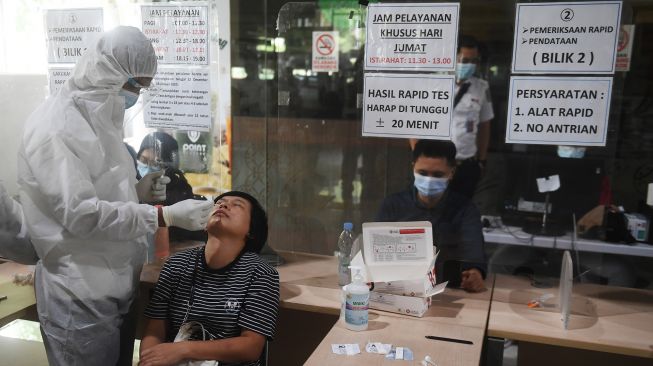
[0,295,7,302]
[425,335,473,345]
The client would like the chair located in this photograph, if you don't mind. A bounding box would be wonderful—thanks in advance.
[259,340,269,366]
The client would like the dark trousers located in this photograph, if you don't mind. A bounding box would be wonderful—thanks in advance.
[450,158,481,199]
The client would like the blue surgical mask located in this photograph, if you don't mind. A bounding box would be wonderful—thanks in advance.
[119,89,139,109]
[557,145,586,159]
[456,63,476,81]
[414,173,448,197]
[137,160,161,177]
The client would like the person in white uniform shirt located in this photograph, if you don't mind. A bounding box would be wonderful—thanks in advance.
[449,35,494,198]
[18,26,213,366]
[408,36,493,198]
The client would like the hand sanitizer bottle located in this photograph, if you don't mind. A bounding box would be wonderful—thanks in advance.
[345,265,369,331]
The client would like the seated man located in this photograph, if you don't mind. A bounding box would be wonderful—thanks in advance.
[140,191,280,366]
[376,140,486,292]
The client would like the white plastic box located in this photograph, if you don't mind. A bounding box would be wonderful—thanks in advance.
[369,282,447,317]
[350,221,447,317]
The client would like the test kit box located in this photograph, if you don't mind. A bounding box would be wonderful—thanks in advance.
[350,221,447,316]
[370,251,440,297]
[370,283,447,317]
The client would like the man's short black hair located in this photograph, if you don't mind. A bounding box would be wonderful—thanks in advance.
[214,191,268,253]
[412,140,457,167]
[457,35,479,53]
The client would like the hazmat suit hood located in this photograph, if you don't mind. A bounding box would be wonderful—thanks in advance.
[71,25,157,93]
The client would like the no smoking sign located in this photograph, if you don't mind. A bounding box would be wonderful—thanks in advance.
[316,34,335,55]
[312,31,339,72]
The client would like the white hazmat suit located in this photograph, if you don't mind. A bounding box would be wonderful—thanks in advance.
[18,26,211,365]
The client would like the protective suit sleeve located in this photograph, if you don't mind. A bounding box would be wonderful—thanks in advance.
[0,184,39,264]
[24,135,158,241]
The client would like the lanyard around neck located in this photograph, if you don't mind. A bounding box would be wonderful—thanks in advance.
[182,250,201,324]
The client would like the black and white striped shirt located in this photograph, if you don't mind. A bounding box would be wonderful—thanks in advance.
[144,246,280,366]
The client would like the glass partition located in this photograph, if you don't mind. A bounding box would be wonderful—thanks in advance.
[230,0,653,286]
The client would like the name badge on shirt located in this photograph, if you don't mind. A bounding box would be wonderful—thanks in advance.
[465,119,475,133]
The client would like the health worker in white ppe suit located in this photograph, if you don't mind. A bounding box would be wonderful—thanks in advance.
[17,26,213,366]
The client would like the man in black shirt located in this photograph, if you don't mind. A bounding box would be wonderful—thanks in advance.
[376,140,486,292]
[140,191,279,366]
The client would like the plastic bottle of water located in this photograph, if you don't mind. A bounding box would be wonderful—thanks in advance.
[337,222,354,286]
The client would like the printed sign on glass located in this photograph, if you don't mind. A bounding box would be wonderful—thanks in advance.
[312,31,339,72]
[512,1,621,74]
[365,3,459,71]
[363,73,454,140]
[615,25,635,72]
[144,67,211,131]
[141,3,210,65]
[45,8,103,63]
[506,76,613,146]
[48,67,73,95]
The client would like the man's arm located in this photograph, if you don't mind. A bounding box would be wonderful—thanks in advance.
[476,120,491,162]
[476,79,494,164]
[457,202,487,292]
[140,318,167,351]
[183,329,265,362]
[139,328,265,365]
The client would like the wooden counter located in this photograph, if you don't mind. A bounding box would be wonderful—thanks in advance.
[488,274,653,359]
[0,262,35,328]
[275,251,493,366]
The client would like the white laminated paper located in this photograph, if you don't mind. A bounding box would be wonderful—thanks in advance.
[312,31,339,72]
[331,343,361,356]
[144,67,211,131]
[365,3,459,71]
[362,73,454,140]
[512,1,621,74]
[536,175,560,193]
[45,8,104,64]
[141,3,210,65]
[506,76,613,146]
[366,342,392,355]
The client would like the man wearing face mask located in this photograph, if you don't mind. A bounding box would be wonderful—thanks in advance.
[376,140,486,292]
[448,35,494,199]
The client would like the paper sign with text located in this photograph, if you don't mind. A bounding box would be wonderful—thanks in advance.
[312,31,339,72]
[616,25,635,72]
[141,3,209,65]
[506,76,613,146]
[512,1,621,74]
[362,73,454,139]
[365,3,459,71]
[45,8,103,63]
[144,67,211,131]
[48,67,73,95]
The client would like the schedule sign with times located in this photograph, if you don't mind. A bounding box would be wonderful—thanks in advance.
[141,4,210,65]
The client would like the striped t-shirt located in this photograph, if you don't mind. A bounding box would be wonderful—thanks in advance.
[144,246,280,366]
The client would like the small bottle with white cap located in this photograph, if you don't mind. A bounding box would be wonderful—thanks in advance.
[344,265,369,331]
